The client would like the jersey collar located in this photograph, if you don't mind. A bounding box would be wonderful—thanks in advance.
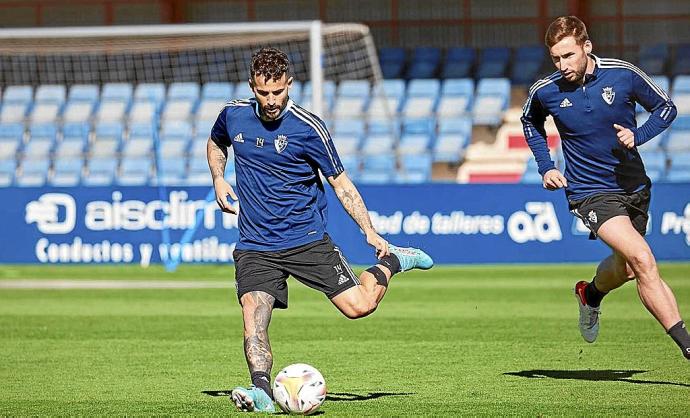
[252,98,293,121]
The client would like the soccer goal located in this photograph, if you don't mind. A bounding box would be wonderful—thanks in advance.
[0,20,384,117]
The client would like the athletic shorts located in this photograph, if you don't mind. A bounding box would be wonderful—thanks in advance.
[232,234,360,309]
[568,186,651,240]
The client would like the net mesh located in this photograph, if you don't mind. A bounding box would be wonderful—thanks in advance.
[0,23,381,86]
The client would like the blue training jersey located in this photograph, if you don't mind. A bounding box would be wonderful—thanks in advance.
[210,98,344,251]
[521,54,677,200]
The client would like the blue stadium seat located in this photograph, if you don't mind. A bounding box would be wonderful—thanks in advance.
[64,84,98,123]
[118,156,152,185]
[168,82,200,101]
[638,44,668,75]
[472,78,511,126]
[399,134,433,155]
[3,85,33,104]
[367,119,400,137]
[0,123,25,160]
[0,159,16,186]
[35,85,66,104]
[398,153,432,183]
[0,101,29,123]
[333,119,365,136]
[50,158,83,186]
[361,134,396,155]
[91,122,124,157]
[437,78,474,117]
[379,47,406,79]
[301,80,336,113]
[160,120,193,140]
[201,82,234,100]
[17,157,50,187]
[332,134,360,156]
[402,79,441,118]
[62,122,90,142]
[68,84,100,103]
[366,79,405,119]
[101,83,133,102]
[477,47,510,78]
[289,80,303,103]
[441,47,475,79]
[406,47,441,79]
[156,157,187,185]
[511,46,546,85]
[434,116,472,163]
[671,44,690,76]
[234,81,254,100]
[402,118,435,136]
[84,157,118,186]
[339,154,361,178]
[521,158,543,184]
[134,83,166,106]
[332,80,370,118]
[639,150,667,181]
[360,154,396,184]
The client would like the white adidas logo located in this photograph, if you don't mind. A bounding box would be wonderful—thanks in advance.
[337,274,349,285]
[233,133,244,143]
[560,98,573,108]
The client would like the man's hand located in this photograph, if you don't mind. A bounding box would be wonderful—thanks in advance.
[542,168,568,190]
[614,123,635,149]
[365,230,389,259]
[213,177,238,214]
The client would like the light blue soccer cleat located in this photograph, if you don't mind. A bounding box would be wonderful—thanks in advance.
[389,245,434,272]
[230,385,275,413]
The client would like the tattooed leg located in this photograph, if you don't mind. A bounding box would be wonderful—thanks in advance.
[240,291,275,374]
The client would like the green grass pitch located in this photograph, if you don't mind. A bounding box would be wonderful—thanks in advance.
[1,263,689,415]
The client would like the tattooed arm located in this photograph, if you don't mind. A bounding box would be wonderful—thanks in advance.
[328,172,389,258]
[207,137,238,214]
[240,291,275,374]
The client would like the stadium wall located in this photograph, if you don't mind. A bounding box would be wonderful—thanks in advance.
[5,183,690,266]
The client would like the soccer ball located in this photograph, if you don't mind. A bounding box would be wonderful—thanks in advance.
[273,363,326,415]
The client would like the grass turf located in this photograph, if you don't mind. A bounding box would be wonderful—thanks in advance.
[1,263,689,416]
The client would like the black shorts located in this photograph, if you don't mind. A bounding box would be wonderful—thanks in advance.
[232,234,360,309]
[568,187,651,240]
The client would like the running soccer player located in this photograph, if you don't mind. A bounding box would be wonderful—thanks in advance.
[521,16,690,360]
[207,47,434,412]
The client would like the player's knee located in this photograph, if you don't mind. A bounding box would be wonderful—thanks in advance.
[627,250,656,275]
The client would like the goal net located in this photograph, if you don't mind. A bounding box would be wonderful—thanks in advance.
[0,21,383,117]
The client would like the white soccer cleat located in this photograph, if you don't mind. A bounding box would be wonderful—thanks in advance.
[574,280,600,343]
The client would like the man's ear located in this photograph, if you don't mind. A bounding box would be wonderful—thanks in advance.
[583,40,592,55]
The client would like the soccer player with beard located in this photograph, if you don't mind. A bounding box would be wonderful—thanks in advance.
[521,16,690,361]
[207,47,433,412]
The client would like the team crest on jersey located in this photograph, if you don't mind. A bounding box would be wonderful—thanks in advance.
[274,135,288,153]
[601,87,615,105]
[588,210,598,224]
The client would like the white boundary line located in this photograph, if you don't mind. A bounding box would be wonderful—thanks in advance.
[0,280,233,289]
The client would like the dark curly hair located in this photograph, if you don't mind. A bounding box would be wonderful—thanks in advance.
[250,47,291,82]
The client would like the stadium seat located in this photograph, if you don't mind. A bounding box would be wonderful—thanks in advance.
[333,118,365,136]
[118,156,152,185]
[367,79,405,119]
[160,120,193,140]
[3,85,33,104]
[156,157,187,185]
[196,99,227,123]
[185,156,213,186]
[0,158,16,186]
[0,123,25,160]
[399,133,432,155]
[0,101,30,123]
[162,99,195,121]
[68,84,100,103]
[398,153,432,183]
[671,44,690,76]
[30,87,62,123]
[405,47,441,79]
[128,100,159,123]
[91,122,123,157]
[664,116,690,151]
[378,47,406,79]
[301,80,336,113]
[402,118,435,136]
[332,80,370,118]
[84,157,118,186]
[437,78,474,117]
[638,44,668,75]
[433,116,472,163]
[35,85,67,105]
[368,118,400,136]
[101,83,133,102]
[62,100,95,123]
[441,47,475,79]
[477,47,510,78]
[401,79,440,118]
[511,45,545,85]
[361,134,396,155]
[234,81,254,100]
[16,157,50,187]
[50,158,83,186]
[472,78,511,126]
[134,83,166,106]
[201,82,234,100]
[168,82,200,101]
[339,154,361,179]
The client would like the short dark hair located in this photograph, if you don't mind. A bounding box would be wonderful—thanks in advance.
[250,47,290,82]
[545,16,589,48]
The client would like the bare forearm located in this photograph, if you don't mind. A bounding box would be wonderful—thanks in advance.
[333,180,375,234]
[207,137,228,181]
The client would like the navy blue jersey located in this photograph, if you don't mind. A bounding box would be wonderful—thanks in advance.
[211,98,344,251]
[521,55,677,200]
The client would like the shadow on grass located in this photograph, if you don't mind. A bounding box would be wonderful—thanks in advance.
[202,390,413,402]
[503,369,690,388]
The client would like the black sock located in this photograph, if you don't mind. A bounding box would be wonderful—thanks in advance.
[667,321,690,360]
[585,280,607,308]
[251,371,273,399]
[366,266,389,287]
[378,254,401,275]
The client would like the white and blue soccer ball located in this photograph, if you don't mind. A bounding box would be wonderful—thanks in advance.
[273,363,326,415]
